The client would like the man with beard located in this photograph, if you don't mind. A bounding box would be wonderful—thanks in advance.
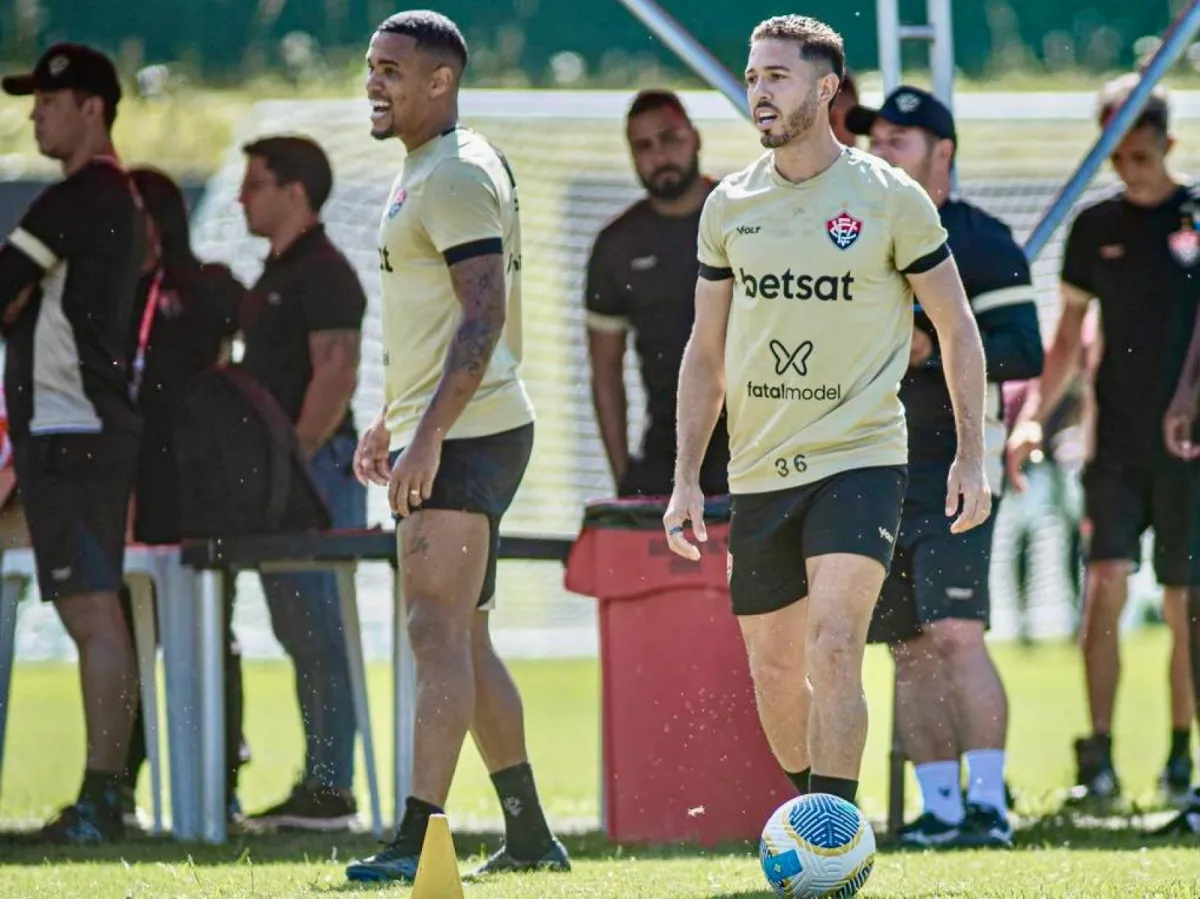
[852,86,1044,848]
[585,89,728,497]
[664,15,991,810]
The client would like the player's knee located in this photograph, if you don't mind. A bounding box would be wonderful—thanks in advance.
[744,636,805,696]
[926,619,985,666]
[807,625,863,687]
[1086,560,1129,600]
[407,601,469,658]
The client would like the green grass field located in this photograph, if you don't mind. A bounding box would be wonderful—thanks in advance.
[4,629,1200,895]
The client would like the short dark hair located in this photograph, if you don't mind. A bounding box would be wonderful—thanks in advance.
[838,68,858,102]
[627,89,691,123]
[376,9,468,73]
[1099,72,1169,136]
[241,135,333,212]
[750,15,846,85]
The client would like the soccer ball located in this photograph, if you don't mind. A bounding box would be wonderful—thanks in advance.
[759,793,876,898]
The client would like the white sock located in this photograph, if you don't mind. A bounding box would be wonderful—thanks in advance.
[965,749,1008,815]
[915,760,963,825]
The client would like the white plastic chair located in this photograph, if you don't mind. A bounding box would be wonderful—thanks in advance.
[0,545,168,834]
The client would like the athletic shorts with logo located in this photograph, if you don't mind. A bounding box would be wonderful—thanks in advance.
[390,423,533,609]
[1083,453,1200,586]
[867,499,999,645]
[12,431,137,601]
[728,465,908,616]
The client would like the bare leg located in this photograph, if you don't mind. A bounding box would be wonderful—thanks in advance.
[401,510,489,808]
[891,633,957,765]
[1163,587,1194,732]
[805,553,888,787]
[738,598,811,775]
[56,591,138,773]
[468,611,528,772]
[1080,561,1131,736]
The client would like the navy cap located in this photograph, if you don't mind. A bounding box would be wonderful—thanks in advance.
[2,42,122,110]
[845,86,955,142]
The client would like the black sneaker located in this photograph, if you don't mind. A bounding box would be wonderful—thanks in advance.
[38,799,124,845]
[1153,790,1200,836]
[345,840,422,884]
[463,837,572,880]
[248,780,358,832]
[1160,755,1194,807]
[1065,736,1120,804]
[956,801,1014,849]
[895,812,961,848]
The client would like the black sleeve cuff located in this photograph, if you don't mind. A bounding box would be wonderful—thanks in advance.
[901,242,951,275]
[698,263,733,281]
[443,237,503,265]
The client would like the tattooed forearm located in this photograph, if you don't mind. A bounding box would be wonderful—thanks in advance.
[414,252,508,440]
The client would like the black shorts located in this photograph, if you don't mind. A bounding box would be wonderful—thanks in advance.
[1082,454,1200,586]
[390,423,533,608]
[728,465,907,616]
[617,423,729,498]
[867,505,998,645]
[12,431,137,602]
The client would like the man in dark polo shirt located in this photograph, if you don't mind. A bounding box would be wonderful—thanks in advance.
[0,42,143,844]
[585,89,728,497]
[236,135,367,830]
[1009,75,1200,806]
[853,86,1044,849]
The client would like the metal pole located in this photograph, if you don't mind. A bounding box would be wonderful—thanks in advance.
[876,0,901,95]
[1023,0,1200,262]
[613,0,748,119]
[927,0,955,110]
[198,569,227,844]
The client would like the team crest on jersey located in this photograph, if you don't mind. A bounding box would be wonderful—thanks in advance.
[387,187,407,219]
[825,210,863,250]
[1169,222,1200,267]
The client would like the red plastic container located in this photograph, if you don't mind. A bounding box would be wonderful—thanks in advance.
[565,498,793,846]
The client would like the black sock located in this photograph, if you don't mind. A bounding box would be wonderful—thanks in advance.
[809,774,858,805]
[80,770,123,815]
[491,762,555,858]
[1171,728,1191,760]
[786,768,811,796]
[1093,731,1113,763]
[395,796,443,853]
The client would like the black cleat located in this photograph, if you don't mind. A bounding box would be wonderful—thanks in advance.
[1065,736,1120,805]
[247,780,358,832]
[955,802,1014,849]
[1153,790,1200,836]
[895,812,961,849]
[38,800,124,845]
[463,837,572,881]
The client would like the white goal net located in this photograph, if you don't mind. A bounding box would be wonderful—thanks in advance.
[187,88,1200,652]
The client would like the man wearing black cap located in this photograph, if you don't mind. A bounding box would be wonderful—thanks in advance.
[1011,74,1200,810]
[851,86,1044,848]
[585,89,728,498]
[0,43,145,844]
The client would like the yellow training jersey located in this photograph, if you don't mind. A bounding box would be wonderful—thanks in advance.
[697,147,949,495]
[378,127,534,450]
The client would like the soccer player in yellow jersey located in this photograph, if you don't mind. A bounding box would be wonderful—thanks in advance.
[346,11,569,884]
[664,15,992,807]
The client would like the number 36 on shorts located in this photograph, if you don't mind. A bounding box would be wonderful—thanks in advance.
[774,453,808,478]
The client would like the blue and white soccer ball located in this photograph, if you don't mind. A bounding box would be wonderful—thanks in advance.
[759,793,876,898]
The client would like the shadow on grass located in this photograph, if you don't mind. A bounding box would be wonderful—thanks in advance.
[1,811,1199,868]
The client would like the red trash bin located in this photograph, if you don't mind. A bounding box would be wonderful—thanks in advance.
[565,497,793,846]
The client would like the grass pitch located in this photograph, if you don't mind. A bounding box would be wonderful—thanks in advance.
[3,631,1200,896]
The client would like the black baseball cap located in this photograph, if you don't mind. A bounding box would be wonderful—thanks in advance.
[2,42,122,110]
[845,86,955,142]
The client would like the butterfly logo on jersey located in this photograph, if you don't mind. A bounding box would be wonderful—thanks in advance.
[1169,213,1199,268]
[825,210,863,250]
[387,187,407,219]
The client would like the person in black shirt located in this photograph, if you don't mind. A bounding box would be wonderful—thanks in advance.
[0,43,144,844]
[852,87,1044,848]
[236,135,367,831]
[116,167,249,828]
[585,89,728,497]
[1009,75,1200,806]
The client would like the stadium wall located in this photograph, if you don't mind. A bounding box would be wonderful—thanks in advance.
[5,0,1177,81]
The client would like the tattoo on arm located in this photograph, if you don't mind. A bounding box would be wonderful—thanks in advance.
[447,254,506,378]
